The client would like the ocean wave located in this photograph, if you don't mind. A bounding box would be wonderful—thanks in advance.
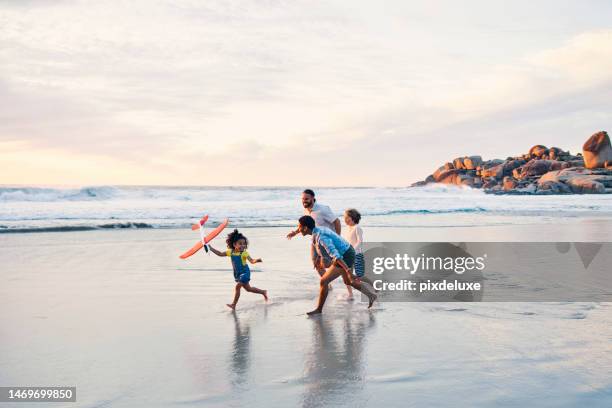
[0,222,155,234]
[367,207,487,216]
[0,186,119,202]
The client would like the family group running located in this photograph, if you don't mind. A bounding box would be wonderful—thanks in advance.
[207,189,377,315]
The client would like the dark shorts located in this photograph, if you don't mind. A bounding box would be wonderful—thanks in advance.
[342,246,355,269]
[234,271,251,284]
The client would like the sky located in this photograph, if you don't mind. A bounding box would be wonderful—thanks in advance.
[1,0,611,187]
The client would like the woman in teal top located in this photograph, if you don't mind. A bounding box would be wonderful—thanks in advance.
[209,229,268,310]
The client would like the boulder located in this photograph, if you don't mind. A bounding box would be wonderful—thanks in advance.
[437,170,475,187]
[453,158,465,170]
[538,167,612,194]
[432,165,449,182]
[463,156,483,170]
[513,159,569,180]
[482,159,504,169]
[481,159,525,180]
[567,178,605,194]
[529,145,548,158]
[502,176,517,191]
[482,178,498,189]
[504,159,527,175]
[548,147,566,161]
[537,180,571,194]
[481,163,504,179]
[435,169,461,183]
[583,131,612,169]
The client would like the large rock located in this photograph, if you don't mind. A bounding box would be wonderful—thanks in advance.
[538,180,572,194]
[482,178,498,189]
[463,156,483,170]
[481,159,526,180]
[502,176,517,191]
[528,145,548,158]
[548,147,566,161]
[453,158,465,170]
[437,170,475,186]
[583,131,612,169]
[538,167,612,194]
[568,177,605,194]
[513,159,569,180]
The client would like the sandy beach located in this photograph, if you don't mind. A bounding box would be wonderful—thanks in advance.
[3,1,612,406]
[1,220,611,407]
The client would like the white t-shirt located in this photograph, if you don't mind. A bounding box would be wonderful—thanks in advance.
[343,224,364,254]
[304,202,337,231]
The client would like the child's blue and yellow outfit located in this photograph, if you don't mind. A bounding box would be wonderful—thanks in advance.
[226,249,251,283]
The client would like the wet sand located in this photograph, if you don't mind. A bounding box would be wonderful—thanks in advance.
[1,220,611,407]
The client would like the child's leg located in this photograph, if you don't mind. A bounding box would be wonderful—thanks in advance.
[360,276,375,287]
[340,268,377,308]
[227,283,242,309]
[243,283,268,301]
[345,283,354,299]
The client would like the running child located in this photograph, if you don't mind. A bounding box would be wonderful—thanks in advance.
[208,229,268,310]
[343,209,374,287]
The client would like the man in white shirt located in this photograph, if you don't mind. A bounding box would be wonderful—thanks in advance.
[287,189,341,237]
[287,189,353,298]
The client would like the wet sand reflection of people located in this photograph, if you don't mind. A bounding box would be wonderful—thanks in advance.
[301,311,376,408]
[229,311,251,390]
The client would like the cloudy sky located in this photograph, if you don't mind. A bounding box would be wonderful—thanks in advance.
[1,0,611,186]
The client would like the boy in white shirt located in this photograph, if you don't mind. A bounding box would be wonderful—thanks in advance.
[343,208,374,287]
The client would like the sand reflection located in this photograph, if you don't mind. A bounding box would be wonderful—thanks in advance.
[302,309,376,408]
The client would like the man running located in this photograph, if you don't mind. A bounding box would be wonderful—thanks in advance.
[296,215,376,315]
[287,189,353,298]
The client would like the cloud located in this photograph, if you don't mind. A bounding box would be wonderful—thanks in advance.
[0,1,611,186]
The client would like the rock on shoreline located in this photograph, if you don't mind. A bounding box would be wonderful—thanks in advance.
[412,131,612,194]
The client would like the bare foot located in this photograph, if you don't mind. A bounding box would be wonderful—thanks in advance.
[307,309,322,316]
[226,303,236,310]
[368,294,377,309]
[263,290,268,302]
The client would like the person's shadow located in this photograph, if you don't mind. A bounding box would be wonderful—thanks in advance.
[301,310,376,408]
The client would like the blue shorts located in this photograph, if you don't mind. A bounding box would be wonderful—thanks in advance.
[354,253,365,278]
[235,272,251,284]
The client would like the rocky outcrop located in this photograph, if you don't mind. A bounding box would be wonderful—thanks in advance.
[538,167,612,194]
[412,131,612,194]
[583,131,612,169]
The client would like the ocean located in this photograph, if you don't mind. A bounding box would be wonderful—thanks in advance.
[1,184,612,233]
[2,185,612,407]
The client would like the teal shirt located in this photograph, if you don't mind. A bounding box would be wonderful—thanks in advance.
[312,226,350,260]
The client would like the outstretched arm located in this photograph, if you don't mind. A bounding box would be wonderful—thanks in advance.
[286,229,299,239]
[208,245,227,257]
[247,256,263,264]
